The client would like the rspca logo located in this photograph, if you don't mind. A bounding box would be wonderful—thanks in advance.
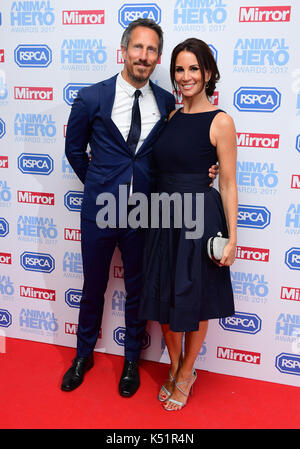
[20,251,55,273]
[0,309,12,328]
[113,326,151,349]
[14,44,52,68]
[275,353,300,376]
[173,0,227,26]
[234,87,281,112]
[61,39,107,65]
[238,205,271,229]
[0,118,6,139]
[118,4,161,28]
[0,217,9,237]
[296,135,300,153]
[63,83,92,106]
[113,326,126,346]
[10,1,55,27]
[219,311,262,335]
[18,153,53,175]
[208,44,218,62]
[65,288,82,308]
[64,191,83,212]
[285,248,300,271]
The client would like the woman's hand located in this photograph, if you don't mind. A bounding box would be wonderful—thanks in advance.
[217,242,236,267]
[208,164,219,187]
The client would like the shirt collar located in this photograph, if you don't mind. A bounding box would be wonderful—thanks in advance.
[118,72,150,97]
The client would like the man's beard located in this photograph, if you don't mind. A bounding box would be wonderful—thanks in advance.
[127,62,152,83]
[128,72,148,83]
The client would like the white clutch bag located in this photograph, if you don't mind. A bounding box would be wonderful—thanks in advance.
[207,232,228,262]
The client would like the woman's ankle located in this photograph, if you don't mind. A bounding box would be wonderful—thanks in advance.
[176,367,194,381]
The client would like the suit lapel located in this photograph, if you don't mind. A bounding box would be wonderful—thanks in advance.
[136,80,169,156]
[150,80,169,118]
[97,75,170,157]
[97,75,130,153]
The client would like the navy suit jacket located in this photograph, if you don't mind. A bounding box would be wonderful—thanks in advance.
[65,74,175,221]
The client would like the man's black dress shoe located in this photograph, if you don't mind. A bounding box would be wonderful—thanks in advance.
[119,359,140,397]
[61,354,94,391]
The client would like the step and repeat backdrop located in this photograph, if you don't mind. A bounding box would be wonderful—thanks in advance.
[0,0,299,387]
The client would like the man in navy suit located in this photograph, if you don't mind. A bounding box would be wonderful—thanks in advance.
[62,18,217,397]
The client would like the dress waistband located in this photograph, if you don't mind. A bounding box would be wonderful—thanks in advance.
[157,173,212,193]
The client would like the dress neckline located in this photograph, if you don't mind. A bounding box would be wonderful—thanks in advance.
[179,107,220,115]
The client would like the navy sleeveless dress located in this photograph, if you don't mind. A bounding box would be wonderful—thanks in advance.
[138,109,235,332]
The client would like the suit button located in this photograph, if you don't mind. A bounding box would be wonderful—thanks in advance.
[125,182,130,186]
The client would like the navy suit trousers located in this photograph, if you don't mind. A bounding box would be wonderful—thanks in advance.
[76,216,147,362]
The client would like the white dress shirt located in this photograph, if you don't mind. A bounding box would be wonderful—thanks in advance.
[111,73,161,153]
[111,73,161,194]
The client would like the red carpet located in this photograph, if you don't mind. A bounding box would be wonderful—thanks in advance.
[0,337,299,429]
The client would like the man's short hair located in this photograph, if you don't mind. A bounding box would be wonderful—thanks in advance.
[121,18,163,55]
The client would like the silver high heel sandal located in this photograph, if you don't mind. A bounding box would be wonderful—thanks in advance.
[163,370,197,411]
[158,370,176,402]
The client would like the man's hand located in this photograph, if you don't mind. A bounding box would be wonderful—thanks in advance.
[209,164,219,187]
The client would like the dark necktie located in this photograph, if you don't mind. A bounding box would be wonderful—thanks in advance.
[127,89,141,155]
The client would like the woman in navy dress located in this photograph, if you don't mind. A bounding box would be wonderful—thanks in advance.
[139,38,238,411]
